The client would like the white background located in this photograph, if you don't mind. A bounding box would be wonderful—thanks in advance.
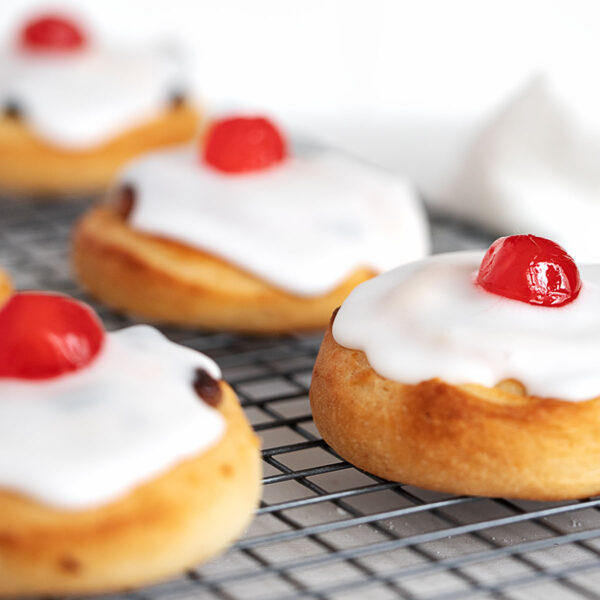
[1,0,596,196]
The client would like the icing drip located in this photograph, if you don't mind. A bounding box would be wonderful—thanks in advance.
[124,147,430,296]
[0,46,186,149]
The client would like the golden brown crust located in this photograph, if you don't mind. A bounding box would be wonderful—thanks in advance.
[0,103,199,196]
[310,316,600,501]
[0,383,261,597]
[0,270,11,305]
[72,206,377,333]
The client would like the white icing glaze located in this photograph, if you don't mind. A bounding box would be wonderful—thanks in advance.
[444,74,600,262]
[124,147,430,296]
[0,325,225,509]
[333,251,600,401]
[0,46,186,149]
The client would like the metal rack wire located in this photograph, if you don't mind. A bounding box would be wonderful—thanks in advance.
[2,198,600,600]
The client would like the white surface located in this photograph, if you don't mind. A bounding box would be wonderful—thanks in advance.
[125,146,430,296]
[334,251,600,401]
[0,325,224,509]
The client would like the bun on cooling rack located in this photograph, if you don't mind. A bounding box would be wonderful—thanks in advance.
[0,383,260,597]
[0,103,199,196]
[310,236,600,501]
[311,322,600,501]
[73,203,377,333]
[0,293,260,596]
[72,115,429,333]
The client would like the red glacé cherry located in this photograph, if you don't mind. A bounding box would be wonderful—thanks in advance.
[203,116,287,174]
[20,15,86,52]
[0,292,104,380]
[476,235,582,307]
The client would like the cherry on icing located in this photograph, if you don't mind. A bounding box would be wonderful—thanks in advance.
[20,15,86,52]
[203,116,287,174]
[0,292,104,380]
[476,234,581,307]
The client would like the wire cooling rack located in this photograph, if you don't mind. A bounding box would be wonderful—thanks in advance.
[3,198,600,600]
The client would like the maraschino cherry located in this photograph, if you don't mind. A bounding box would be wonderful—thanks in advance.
[203,116,287,174]
[476,235,581,307]
[20,14,86,52]
[0,292,104,380]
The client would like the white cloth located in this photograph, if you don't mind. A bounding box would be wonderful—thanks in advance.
[436,73,600,262]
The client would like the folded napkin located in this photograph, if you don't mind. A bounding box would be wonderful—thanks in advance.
[438,73,600,261]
